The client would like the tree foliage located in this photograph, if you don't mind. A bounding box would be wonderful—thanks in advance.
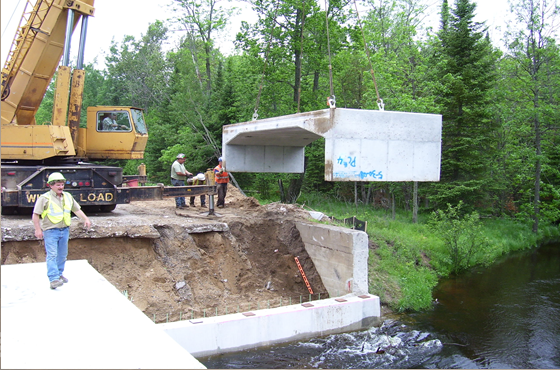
[35,0,560,234]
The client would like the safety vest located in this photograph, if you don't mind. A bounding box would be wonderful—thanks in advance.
[40,192,73,226]
[214,165,229,184]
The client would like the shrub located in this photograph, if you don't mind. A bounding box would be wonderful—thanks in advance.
[428,201,491,274]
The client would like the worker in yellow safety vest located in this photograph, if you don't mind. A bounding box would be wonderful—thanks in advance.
[213,157,230,208]
[32,172,91,290]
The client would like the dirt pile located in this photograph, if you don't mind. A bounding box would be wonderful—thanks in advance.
[1,187,329,323]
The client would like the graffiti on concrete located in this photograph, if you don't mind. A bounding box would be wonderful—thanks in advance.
[333,170,384,180]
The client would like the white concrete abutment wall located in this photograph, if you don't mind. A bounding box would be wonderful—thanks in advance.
[295,221,369,296]
[160,220,379,357]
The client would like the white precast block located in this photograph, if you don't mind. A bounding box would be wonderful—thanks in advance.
[160,295,380,357]
[222,108,441,182]
[324,109,441,181]
[295,222,368,296]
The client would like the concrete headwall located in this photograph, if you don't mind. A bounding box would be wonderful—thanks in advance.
[160,294,380,357]
[295,221,369,296]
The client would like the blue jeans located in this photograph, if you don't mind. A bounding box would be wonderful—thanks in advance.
[43,227,69,282]
[171,178,186,207]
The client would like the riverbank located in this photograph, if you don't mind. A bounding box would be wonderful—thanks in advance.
[290,193,560,312]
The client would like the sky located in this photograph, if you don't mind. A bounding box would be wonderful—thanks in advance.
[1,0,512,70]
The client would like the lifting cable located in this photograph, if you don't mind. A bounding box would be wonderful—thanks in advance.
[353,0,384,111]
[253,0,281,121]
[324,0,336,108]
[296,0,307,113]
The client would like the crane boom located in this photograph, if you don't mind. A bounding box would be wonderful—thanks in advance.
[0,0,94,127]
[0,0,217,216]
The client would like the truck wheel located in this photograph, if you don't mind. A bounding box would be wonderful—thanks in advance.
[1,207,17,215]
[100,204,117,212]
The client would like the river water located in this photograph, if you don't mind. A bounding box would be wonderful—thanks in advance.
[200,242,560,369]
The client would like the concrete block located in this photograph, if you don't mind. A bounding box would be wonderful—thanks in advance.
[160,294,380,357]
[223,108,441,182]
[296,222,368,296]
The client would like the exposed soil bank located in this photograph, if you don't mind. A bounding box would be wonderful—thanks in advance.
[1,187,328,322]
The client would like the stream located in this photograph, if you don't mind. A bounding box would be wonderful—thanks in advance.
[200,242,560,369]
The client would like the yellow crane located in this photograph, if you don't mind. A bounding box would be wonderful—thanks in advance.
[1,0,215,214]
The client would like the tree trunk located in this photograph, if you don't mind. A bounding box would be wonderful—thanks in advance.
[354,181,358,208]
[278,179,286,203]
[286,173,304,203]
[533,114,541,234]
[391,192,396,220]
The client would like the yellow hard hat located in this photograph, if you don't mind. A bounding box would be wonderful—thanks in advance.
[47,172,66,183]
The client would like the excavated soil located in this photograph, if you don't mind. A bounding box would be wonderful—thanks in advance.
[1,187,329,323]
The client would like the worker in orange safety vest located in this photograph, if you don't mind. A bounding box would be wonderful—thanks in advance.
[213,157,229,208]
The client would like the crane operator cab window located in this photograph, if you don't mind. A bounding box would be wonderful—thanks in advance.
[98,112,132,132]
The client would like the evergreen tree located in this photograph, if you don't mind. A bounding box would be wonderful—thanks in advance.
[431,0,500,212]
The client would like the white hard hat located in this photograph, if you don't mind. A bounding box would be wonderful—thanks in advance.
[177,153,186,159]
[196,173,205,181]
[47,172,66,183]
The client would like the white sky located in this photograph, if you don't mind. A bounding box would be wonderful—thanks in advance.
[1,0,511,70]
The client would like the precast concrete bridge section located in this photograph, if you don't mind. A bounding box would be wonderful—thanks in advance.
[223,108,442,182]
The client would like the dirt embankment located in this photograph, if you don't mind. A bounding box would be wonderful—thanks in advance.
[1,187,329,322]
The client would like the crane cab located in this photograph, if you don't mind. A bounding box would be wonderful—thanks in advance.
[79,106,148,160]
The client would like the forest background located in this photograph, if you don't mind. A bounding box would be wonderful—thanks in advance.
[20,0,560,308]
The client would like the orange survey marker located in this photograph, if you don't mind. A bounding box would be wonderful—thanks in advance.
[294,257,314,294]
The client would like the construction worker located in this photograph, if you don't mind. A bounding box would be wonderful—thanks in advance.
[189,173,207,207]
[214,157,230,208]
[171,153,193,209]
[32,172,91,289]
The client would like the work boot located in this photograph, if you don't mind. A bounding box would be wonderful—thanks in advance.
[50,280,63,289]
[190,203,196,207]
[201,204,207,208]
[59,275,69,284]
